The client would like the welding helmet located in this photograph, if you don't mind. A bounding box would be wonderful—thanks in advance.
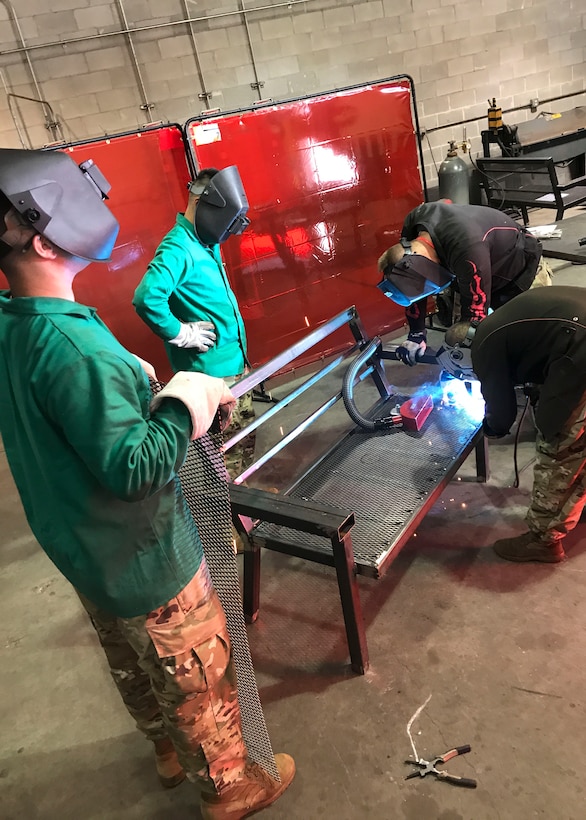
[193,165,250,246]
[436,321,478,381]
[377,238,455,306]
[0,148,119,262]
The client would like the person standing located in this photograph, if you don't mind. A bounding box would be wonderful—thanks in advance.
[0,147,294,818]
[133,166,255,479]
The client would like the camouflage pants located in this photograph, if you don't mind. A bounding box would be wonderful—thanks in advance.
[530,256,553,289]
[527,392,586,542]
[77,561,247,795]
[223,387,256,481]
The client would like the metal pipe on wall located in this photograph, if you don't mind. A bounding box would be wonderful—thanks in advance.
[0,0,64,143]
[423,89,586,136]
[238,0,265,100]
[0,0,311,55]
[114,0,154,122]
[180,0,211,108]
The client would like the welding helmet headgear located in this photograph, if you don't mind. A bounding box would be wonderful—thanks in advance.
[377,237,455,306]
[193,165,250,246]
[436,321,479,381]
[0,148,119,262]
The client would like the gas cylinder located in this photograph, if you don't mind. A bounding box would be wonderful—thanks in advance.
[438,141,470,204]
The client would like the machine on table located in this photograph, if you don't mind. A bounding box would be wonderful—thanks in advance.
[482,105,586,178]
[227,308,487,674]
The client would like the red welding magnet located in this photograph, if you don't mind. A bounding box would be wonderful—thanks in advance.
[400,394,434,432]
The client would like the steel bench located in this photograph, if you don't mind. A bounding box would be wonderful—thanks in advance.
[226,308,488,674]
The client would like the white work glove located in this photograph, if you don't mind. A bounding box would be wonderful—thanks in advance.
[169,321,216,352]
[396,332,427,366]
[150,372,236,439]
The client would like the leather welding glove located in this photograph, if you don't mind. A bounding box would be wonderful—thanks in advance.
[396,331,427,366]
[169,321,217,352]
[132,353,157,381]
[150,371,236,439]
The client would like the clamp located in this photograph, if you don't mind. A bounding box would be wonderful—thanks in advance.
[405,744,477,788]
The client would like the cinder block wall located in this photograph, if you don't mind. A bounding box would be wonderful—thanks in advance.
[0,0,584,188]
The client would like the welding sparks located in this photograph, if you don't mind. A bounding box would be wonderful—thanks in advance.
[414,376,485,424]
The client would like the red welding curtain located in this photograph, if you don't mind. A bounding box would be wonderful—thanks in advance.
[185,77,424,367]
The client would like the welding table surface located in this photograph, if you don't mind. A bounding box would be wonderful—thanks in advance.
[250,387,483,579]
[540,209,586,263]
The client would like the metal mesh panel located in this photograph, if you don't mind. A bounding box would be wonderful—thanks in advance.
[151,382,278,780]
[254,400,480,575]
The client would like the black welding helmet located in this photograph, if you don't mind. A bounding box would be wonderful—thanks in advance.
[0,148,119,262]
[193,165,250,246]
[377,238,455,306]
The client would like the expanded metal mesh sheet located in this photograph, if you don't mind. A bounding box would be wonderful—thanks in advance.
[151,382,278,780]
[254,399,480,575]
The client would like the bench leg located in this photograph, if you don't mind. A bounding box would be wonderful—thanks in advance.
[475,433,489,482]
[243,541,261,623]
[234,512,260,623]
[331,531,369,674]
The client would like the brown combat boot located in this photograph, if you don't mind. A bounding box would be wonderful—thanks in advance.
[493,531,565,564]
[154,737,186,789]
[200,754,296,819]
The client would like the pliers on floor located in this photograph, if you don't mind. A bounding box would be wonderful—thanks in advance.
[405,744,477,788]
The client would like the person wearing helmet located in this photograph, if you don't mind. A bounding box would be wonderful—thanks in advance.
[133,166,255,481]
[446,285,586,564]
[377,201,552,366]
[0,148,295,818]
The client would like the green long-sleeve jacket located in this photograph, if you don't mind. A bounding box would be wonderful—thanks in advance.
[0,292,203,617]
[133,214,247,378]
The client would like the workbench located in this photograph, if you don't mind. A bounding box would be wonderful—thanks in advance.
[540,210,586,264]
[227,308,487,674]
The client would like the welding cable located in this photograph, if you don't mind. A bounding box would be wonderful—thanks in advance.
[342,338,392,431]
[512,395,531,488]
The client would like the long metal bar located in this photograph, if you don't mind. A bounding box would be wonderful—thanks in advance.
[235,393,342,485]
[223,348,358,451]
[234,365,374,485]
[0,0,310,55]
[228,307,359,400]
[114,0,153,121]
[239,0,265,99]
[1,1,63,142]
[1,69,28,147]
[180,0,211,107]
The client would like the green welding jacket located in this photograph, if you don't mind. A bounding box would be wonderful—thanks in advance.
[0,292,204,618]
[133,214,247,378]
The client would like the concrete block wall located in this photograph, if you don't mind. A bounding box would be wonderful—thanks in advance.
[0,0,584,188]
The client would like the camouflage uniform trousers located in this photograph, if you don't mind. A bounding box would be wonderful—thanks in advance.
[223,385,256,481]
[77,560,247,795]
[527,392,586,542]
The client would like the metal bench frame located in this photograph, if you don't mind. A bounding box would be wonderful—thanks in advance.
[476,155,586,224]
[227,307,488,674]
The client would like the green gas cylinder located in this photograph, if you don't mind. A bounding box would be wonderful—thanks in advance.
[438,141,470,204]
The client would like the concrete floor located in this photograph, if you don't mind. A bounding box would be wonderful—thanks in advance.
[1,209,586,820]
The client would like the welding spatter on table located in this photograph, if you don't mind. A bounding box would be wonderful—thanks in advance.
[405,744,477,788]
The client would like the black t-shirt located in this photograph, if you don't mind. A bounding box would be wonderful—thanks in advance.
[401,202,541,333]
[472,286,586,441]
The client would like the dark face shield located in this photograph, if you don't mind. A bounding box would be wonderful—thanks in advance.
[194,165,250,246]
[377,254,455,306]
[0,149,119,262]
